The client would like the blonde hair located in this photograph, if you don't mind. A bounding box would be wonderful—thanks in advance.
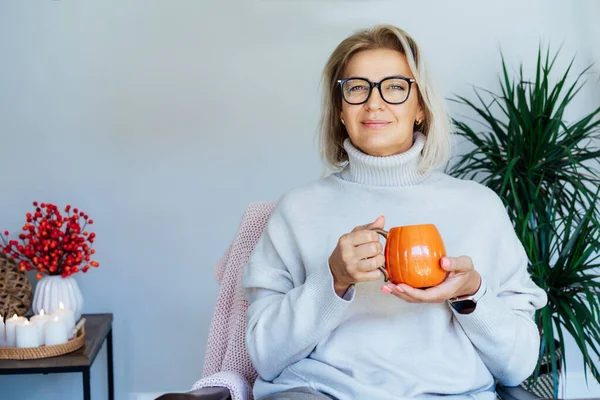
[318,25,452,174]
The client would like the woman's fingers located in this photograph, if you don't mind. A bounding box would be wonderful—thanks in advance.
[357,254,385,272]
[440,256,474,272]
[354,241,383,260]
[351,215,385,233]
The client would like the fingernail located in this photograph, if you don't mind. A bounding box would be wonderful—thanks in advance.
[395,285,404,293]
[381,285,392,293]
[441,258,450,268]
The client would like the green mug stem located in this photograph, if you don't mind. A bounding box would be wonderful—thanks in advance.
[378,266,389,282]
[373,229,388,282]
[373,229,388,239]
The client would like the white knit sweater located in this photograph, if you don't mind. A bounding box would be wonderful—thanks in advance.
[242,133,548,400]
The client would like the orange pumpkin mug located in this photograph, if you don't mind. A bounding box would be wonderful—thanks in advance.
[373,224,448,288]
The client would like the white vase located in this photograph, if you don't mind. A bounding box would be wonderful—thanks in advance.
[32,275,84,322]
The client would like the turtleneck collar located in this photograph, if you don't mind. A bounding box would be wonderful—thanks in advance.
[338,132,429,187]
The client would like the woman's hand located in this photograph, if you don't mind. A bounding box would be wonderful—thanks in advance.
[329,216,386,297]
[382,256,481,303]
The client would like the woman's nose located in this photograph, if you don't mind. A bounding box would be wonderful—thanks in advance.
[365,86,385,111]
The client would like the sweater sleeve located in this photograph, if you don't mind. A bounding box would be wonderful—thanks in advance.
[452,195,548,387]
[242,202,353,382]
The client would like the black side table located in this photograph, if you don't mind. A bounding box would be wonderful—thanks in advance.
[0,313,114,400]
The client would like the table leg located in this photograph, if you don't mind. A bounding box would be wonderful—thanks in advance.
[107,328,114,400]
[83,368,91,400]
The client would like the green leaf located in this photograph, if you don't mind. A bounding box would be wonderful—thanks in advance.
[447,44,600,395]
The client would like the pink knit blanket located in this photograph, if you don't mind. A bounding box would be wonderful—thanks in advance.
[192,201,276,400]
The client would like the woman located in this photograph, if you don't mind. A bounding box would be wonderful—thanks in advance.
[242,25,547,400]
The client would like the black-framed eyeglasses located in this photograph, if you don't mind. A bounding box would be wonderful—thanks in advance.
[337,76,416,105]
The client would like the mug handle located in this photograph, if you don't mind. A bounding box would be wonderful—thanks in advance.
[372,229,389,282]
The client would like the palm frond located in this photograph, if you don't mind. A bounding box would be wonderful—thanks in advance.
[447,45,600,397]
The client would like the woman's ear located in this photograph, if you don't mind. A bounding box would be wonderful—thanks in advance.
[415,106,425,125]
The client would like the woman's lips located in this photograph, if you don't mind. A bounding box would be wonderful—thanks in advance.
[362,121,390,128]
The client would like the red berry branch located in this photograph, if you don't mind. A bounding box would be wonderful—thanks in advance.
[0,202,99,279]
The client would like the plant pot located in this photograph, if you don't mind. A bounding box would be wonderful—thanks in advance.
[31,275,83,322]
[519,340,563,398]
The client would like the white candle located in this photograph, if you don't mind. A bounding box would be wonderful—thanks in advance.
[53,302,75,339]
[0,315,5,344]
[44,316,68,346]
[16,320,39,348]
[30,309,51,345]
[5,315,27,347]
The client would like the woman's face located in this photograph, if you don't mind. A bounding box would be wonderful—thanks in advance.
[340,49,424,157]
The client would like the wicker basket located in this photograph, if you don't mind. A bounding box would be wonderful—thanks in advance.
[0,318,86,360]
[0,252,32,318]
[518,343,563,398]
[496,342,562,399]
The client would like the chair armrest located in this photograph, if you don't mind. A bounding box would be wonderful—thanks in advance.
[155,386,232,400]
[496,383,545,400]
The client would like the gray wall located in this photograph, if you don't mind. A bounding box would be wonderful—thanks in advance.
[0,1,599,399]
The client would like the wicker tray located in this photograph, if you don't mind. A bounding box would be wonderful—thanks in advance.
[0,318,86,360]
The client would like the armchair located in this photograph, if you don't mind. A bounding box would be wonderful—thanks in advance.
[157,202,545,400]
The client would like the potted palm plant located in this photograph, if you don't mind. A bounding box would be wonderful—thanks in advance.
[447,47,600,398]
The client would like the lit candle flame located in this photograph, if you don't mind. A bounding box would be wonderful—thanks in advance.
[59,301,65,310]
[40,309,45,316]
